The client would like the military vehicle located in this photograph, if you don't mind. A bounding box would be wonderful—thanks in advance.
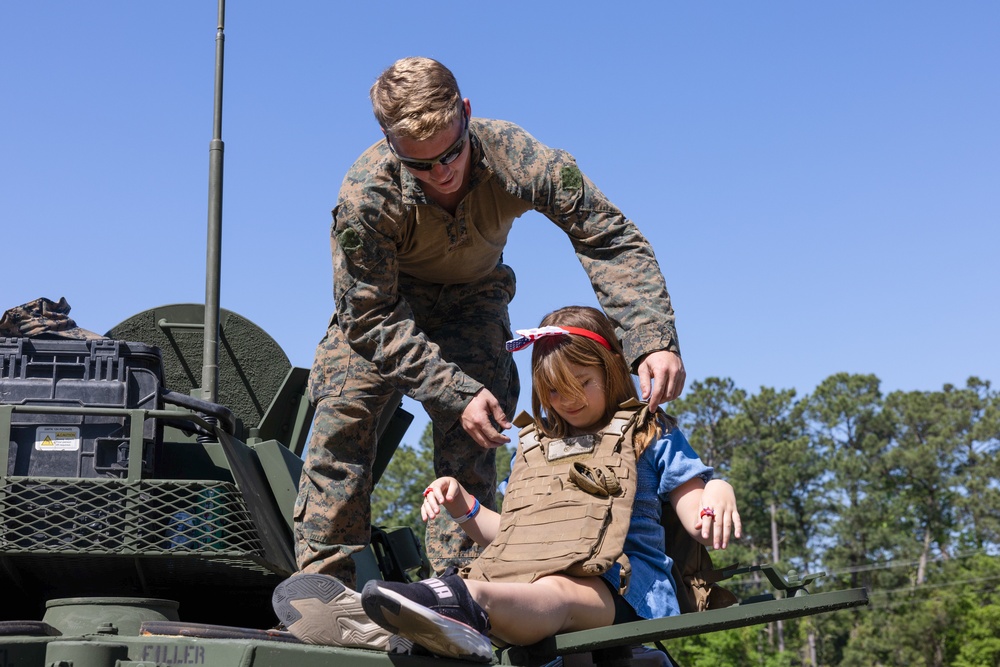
[0,3,867,665]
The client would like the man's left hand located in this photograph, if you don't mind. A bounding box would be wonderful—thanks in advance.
[638,350,686,405]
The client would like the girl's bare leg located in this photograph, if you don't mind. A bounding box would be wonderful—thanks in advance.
[465,575,615,646]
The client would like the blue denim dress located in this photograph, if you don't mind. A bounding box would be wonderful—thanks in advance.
[601,427,713,619]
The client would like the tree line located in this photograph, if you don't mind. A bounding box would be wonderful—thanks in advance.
[372,372,1000,666]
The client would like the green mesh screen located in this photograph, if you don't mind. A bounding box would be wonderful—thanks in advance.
[0,479,261,555]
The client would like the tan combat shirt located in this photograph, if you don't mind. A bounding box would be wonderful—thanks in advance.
[330,118,679,428]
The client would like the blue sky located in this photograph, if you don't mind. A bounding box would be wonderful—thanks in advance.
[2,2,997,447]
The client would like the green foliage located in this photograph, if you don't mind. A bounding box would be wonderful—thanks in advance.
[804,374,898,592]
[665,624,796,667]
[370,430,436,545]
[672,377,746,471]
[953,605,1000,667]
[831,553,1000,666]
[670,374,1000,666]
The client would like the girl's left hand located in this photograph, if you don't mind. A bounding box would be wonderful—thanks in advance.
[695,479,742,550]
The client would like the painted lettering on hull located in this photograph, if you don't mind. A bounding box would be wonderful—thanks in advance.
[139,644,207,665]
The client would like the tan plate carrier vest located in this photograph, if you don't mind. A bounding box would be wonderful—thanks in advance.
[465,400,647,594]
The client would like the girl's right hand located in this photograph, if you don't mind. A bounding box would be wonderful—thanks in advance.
[421,476,465,522]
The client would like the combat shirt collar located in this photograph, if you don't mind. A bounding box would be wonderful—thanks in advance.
[394,122,494,208]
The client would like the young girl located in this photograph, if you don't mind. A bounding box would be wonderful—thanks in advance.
[356,306,741,662]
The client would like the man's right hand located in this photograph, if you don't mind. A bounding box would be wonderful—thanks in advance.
[460,388,512,449]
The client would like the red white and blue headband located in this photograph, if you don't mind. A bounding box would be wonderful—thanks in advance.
[505,326,613,353]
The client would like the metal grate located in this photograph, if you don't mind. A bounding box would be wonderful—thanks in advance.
[0,478,263,556]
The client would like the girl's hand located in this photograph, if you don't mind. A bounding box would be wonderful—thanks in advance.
[423,478,501,547]
[695,479,742,550]
[420,477,466,522]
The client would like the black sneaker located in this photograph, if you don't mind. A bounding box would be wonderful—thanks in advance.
[361,571,493,662]
[272,573,399,650]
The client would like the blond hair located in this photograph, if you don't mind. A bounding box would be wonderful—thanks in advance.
[529,306,674,458]
[370,57,463,141]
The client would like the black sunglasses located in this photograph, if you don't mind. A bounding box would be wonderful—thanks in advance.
[386,112,469,172]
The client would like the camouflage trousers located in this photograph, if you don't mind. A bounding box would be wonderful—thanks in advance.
[294,264,519,589]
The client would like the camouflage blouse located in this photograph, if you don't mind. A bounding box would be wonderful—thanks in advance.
[328,118,680,417]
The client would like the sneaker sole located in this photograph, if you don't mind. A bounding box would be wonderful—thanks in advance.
[361,580,493,663]
[272,574,393,650]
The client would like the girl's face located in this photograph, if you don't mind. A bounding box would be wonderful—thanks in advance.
[547,362,608,435]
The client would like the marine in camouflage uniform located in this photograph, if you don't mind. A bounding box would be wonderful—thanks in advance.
[296,58,682,589]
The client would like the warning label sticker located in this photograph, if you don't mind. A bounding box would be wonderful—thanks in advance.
[35,427,81,452]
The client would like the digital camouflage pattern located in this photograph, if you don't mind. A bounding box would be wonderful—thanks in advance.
[0,297,105,340]
[297,117,680,584]
[296,265,519,586]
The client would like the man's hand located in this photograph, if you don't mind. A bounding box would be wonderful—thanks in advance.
[638,349,686,406]
[460,388,512,449]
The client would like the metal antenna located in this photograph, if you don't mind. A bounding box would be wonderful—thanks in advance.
[201,0,225,402]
